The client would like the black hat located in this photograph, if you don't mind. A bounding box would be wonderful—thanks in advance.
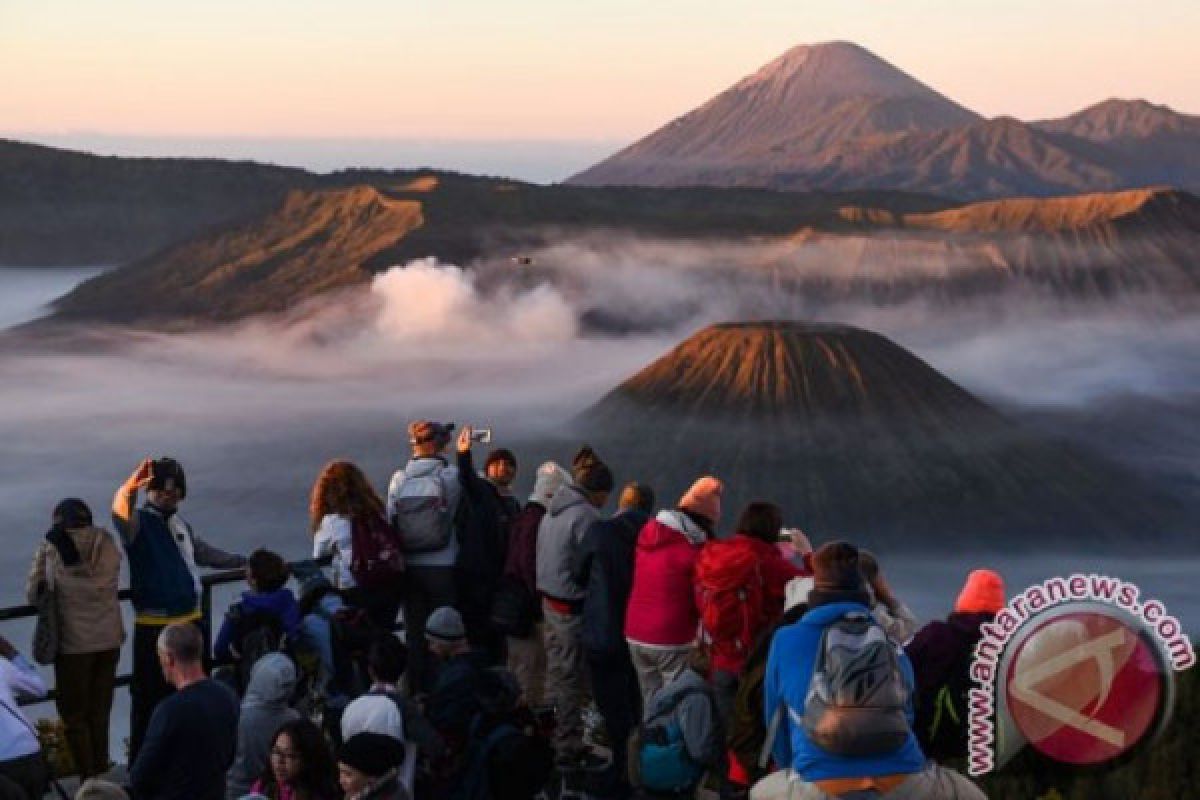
[571,445,614,493]
[338,733,406,777]
[52,498,93,529]
[148,457,187,498]
[485,448,517,470]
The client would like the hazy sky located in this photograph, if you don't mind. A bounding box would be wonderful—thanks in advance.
[3,0,1198,177]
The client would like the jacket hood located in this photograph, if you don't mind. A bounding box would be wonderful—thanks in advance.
[613,509,651,540]
[644,509,707,548]
[405,456,447,479]
[241,588,298,616]
[243,652,297,709]
[646,666,709,720]
[948,610,996,633]
[798,600,873,630]
[549,484,589,517]
[63,526,114,575]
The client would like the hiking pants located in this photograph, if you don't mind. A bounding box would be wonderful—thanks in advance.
[402,565,457,695]
[130,620,205,761]
[507,624,547,706]
[627,641,692,709]
[543,603,586,756]
[588,646,640,794]
[55,648,119,777]
[749,765,987,800]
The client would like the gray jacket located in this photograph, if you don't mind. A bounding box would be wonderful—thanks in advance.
[535,484,599,602]
[644,667,722,766]
[226,653,300,800]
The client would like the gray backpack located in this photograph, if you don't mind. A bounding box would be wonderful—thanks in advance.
[390,466,453,553]
[799,611,911,757]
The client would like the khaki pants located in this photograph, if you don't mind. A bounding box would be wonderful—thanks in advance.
[56,648,120,778]
[507,623,547,707]
[750,765,987,800]
[628,640,692,708]
[543,605,585,756]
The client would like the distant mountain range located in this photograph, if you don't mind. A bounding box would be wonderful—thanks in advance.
[568,42,1200,199]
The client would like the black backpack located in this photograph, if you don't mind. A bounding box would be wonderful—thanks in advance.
[915,628,978,761]
[225,605,287,692]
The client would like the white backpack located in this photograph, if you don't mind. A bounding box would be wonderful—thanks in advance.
[390,467,453,554]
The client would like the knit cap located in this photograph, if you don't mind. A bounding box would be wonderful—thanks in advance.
[485,448,517,470]
[679,476,723,526]
[954,569,1006,614]
[784,576,815,612]
[812,540,865,592]
[571,445,614,493]
[338,732,406,777]
[529,461,569,506]
[425,606,465,643]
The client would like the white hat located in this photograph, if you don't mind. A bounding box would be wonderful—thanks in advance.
[784,576,814,612]
[529,461,569,506]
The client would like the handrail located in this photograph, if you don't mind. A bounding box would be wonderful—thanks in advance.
[3,555,329,707]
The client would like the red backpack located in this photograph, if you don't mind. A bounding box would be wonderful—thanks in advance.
[350,512,406,589]
[695,539,767,667]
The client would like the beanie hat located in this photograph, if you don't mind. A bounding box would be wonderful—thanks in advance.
[784,576,814,612]
[76,780,131,800]
[679,476,723,526]
[485,448,517,470]
[572,445,614,493]
[338,732,406,777]
[811,540,864,592]
[425,606,465,643]
[149,457,186,498]
[955,569,1006,614]
[409,420,454,447]
[529,461,569,506]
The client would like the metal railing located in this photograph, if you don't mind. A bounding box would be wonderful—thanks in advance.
[1,557,327,706]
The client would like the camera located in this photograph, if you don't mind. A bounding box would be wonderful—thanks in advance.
[471,428,492,444]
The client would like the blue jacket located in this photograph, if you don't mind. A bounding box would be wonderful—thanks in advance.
[763,601,925,781]
[213,588,302,663]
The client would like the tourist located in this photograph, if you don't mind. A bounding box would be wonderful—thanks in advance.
[214,549,302,677]
[226,654,301,800]
[535,445,614,767]
[24,498,123,778]
[907,569,1005,762]
[695,500,802,726]
[625,476,722,707]
[113,457,246,760]
[247,718,340,800]
[573,481,655,798]
[859,550,919,643]
[387,421,462,694]
[0,634,48,800]
[497,461,568,706]
[129,623,240,800]
[337,733,409,800]
[310,460,400,629]
[754,542,985,800]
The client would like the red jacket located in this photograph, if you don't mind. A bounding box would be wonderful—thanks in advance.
[695,534,803,674]
[624,512,706,648]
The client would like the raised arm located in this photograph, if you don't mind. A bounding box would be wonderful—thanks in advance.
[191,528,247,569]
[113,458,154,545]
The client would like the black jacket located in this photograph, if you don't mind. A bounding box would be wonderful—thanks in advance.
[454,450,518,582]
[572,509,650,658]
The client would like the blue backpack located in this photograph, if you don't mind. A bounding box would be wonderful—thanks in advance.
[634,687,713,793]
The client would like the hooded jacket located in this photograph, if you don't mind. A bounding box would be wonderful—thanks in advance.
[624,511,706,648]
[763,601,925,782]
[906,610,994,759]
[643,666,723,767]
[213,587,303,664]
[226,653,301,800]
[694,533,802,674]
[535,484,600,603]
[572,508,651,657]
[25,525,124,655]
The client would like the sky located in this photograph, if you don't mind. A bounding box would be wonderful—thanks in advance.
[2,0,1198,180]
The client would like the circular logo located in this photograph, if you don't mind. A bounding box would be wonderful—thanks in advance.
[1004,609,1169,766]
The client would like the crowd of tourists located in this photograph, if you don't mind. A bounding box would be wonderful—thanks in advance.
[0,419,1006,800]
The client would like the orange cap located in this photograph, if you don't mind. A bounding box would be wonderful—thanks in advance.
[955,569,1005,614]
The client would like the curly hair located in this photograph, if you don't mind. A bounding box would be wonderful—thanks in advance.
[308,460,385,533]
